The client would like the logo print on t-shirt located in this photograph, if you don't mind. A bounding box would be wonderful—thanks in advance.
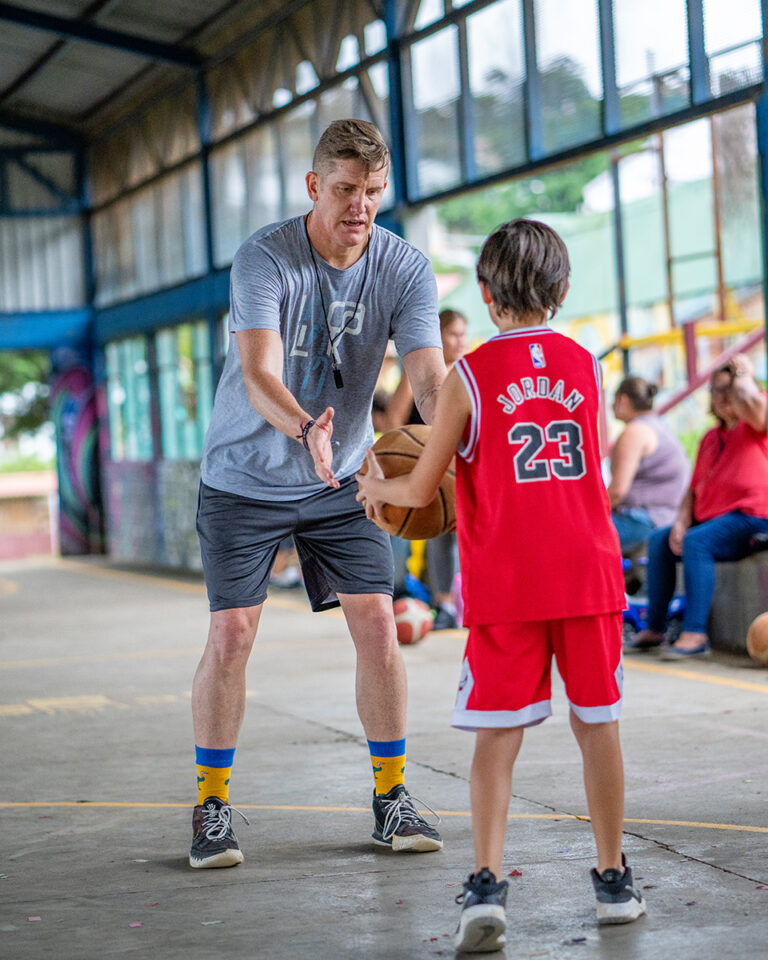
[529,343,546,368]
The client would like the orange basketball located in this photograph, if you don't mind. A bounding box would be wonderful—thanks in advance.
[746,612,768,665]
[359,424,456,540]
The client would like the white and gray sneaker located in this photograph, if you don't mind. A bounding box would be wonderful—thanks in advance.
[454,868,508,953]
[371,785,443,852]
[591,855,647,924]
[189,797,249,869]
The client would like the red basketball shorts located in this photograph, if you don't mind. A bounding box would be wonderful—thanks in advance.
[451,612,623,731]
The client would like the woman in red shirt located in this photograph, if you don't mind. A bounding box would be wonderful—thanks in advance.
[629,353,768,659]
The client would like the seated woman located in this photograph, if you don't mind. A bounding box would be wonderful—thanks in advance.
[608,376,690,554]
[629,354,768,659]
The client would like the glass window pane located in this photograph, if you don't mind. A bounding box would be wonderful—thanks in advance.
[363,19,386,56]
[105,337,153,461]
[613,0,689,127]
[534,0,602,153]
[244,126,281,235]
[410,27,461,195]
[279,102,316,218]
[713,104,763,293]
[157,320,212,460]
[466,0,526,175]
[704,0,762,93]
[413,152,617,347]
[414,0,444,30]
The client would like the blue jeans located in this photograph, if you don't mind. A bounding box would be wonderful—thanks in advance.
[612,507,656,553]
[646,511,768,634]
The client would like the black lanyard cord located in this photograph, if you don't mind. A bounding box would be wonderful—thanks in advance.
[303,214,371,389]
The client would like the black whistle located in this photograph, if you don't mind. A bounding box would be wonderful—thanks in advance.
[333,368,344,389]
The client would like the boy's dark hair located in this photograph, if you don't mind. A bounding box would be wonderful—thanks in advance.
[313,119,390,175]
[476,219,570,320]
[615,375,658,412]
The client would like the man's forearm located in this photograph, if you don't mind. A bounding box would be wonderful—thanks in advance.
[244,370,312,442]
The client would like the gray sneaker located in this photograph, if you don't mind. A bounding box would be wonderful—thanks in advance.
[371,785,442,852]
[454,868,508,953]
[591,856,647,924]
[189,797,248,869]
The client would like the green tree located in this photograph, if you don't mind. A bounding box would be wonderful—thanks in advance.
[0,351,50,441]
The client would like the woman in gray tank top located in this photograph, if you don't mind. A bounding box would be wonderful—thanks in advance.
[607,376,691,553]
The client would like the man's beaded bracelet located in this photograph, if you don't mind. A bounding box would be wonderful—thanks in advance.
[299,420,316,451]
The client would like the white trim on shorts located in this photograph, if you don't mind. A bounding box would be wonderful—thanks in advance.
[568,659,623,723]
[451,701,551,732]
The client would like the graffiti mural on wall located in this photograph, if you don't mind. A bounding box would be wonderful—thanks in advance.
[50,345,104,555]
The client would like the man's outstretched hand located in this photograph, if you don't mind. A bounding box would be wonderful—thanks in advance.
[308,406,339,488]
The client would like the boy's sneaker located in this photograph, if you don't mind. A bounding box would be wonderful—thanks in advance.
[454,868,508,953]
[591,856,647,924]
[371,784,443,852]
[189,796,248,869]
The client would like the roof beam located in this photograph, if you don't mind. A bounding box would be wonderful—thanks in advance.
[0,108,82,146]
[0,2,202,67]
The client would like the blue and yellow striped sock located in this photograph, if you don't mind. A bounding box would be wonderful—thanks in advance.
[368,738,406,796]
[195,746,235,806]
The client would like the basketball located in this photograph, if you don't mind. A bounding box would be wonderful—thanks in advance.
[359,424,456,539]
[393,597,433,645]
[746,612,768,665]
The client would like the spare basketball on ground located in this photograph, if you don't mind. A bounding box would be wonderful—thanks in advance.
[746,612,768,665]
[358,424,456,540]
[393,596,433,645]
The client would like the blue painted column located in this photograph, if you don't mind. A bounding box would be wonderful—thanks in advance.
[384,0,407,236]
[758,1,768,382]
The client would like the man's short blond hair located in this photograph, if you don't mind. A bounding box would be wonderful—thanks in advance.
[313,119,390,176]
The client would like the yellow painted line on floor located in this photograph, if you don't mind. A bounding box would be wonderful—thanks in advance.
[0,577,18,595]
[624,658,768,693]
[0,646,203,671]
[55,557,207,595]
[54,558,326,615]
[1,801,766,834]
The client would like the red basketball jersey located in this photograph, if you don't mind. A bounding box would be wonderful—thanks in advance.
[454,325,624,624]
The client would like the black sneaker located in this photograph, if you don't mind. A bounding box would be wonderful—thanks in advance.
[591,855,647,924]
[433,607,458,631]
[189,796,248,869]
[371,784,443,852]
[454,868,508,953]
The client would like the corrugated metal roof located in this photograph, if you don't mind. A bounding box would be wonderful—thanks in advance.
[0,0,276,143]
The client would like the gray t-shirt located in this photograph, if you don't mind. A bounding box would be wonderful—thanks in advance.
[201,216,441,500]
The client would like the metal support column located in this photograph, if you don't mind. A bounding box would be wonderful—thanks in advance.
[610,154,629,373]
[758,0,768,383]
[195,70,222,385]
[687,0,711,105]
[598,0,620,136]
[521,0,543,161]
[384,0,409,231]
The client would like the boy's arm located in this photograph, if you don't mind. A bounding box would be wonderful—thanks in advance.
[356,367,470,517]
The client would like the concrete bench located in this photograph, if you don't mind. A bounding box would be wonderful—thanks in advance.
[708,551,768,653]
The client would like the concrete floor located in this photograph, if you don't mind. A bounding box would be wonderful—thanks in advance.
[1,556,767,960]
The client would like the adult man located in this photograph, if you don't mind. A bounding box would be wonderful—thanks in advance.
[190,119,446,867]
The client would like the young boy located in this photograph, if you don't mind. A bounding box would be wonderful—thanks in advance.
[356,219,646,953]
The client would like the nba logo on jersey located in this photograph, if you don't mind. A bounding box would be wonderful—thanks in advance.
[529,343,546,368]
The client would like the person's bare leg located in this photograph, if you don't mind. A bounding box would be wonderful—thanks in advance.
[569,711,624,873]
[470,727,525,878]
[192,606,263,748]
[339,592,407,740]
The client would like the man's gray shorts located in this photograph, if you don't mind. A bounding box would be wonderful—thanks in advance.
[196,477,394,612]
